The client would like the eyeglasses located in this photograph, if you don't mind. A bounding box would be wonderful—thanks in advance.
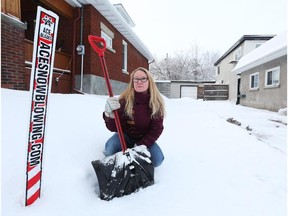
[132,77,148,83]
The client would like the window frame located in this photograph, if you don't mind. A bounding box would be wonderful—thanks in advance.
[122,40,128,74]
[234,47,242,61]
[249,72,259,90]
[255,43,262,48]
[101,31,113,49]
[100,22,115,53]
[216,66,220,75]
[265,66,280,88]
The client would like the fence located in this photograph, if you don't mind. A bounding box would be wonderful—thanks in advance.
[203,84,229,100]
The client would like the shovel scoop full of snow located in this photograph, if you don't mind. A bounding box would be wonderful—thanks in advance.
[91,145,154,201]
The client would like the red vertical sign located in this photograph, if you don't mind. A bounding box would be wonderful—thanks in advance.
[25,6,59,206]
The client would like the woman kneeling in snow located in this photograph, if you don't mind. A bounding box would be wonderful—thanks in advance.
[103,67,165,167]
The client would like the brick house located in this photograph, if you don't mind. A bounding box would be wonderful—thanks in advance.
[1,0,154,94]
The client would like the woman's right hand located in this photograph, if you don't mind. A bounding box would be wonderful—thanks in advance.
[105,97,120,118]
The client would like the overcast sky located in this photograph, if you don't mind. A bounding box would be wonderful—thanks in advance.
[109,0,287,58]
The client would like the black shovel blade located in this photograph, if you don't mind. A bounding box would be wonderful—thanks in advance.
[91,145,154,201]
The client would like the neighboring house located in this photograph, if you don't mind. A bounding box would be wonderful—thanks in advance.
[214,35,274,103]
[1,0,153,94]
[233,31,287,112]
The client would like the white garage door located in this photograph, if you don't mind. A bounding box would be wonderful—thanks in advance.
[181,86,197,99]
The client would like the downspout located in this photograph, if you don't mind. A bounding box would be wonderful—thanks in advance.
[79,5,84,92]
[72,8,81,93]
[72,2,85,93]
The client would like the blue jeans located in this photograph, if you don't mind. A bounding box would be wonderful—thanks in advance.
[104,133,164,167]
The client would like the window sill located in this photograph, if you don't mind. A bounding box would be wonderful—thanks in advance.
[264,85,280,89]
[106,46,116,53]
[249,87,259,91]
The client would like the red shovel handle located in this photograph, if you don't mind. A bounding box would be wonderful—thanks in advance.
[88,35,106,57]
[88,35,127,152]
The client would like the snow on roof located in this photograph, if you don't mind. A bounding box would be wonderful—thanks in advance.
[233,30,287,74]
[113,3,136,27]
[66,0,154,62]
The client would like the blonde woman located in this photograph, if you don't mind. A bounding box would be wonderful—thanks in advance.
[103,67,165,167]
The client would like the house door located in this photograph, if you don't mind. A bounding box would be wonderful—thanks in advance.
[236,78,241,105]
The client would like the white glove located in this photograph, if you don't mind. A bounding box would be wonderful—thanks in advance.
[105,97,120,118]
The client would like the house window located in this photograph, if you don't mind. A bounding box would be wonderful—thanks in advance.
[250,72,259,90]
[122,40,128,73]
[100,22,115,52]
[265,66,280,87]
[255,43,262,48]
[216,66,220,75]
[234,47,242,61]
[101,31,113,49]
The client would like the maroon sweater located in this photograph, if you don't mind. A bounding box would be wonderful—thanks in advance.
[103,91,164,147]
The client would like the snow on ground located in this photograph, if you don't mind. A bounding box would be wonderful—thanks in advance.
[1,88,287,216]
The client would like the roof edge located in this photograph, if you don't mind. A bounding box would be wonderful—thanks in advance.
[214,35,275,66]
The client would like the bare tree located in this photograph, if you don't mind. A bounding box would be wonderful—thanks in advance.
[150,44,220,81]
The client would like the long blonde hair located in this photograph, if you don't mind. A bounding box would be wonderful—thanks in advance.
[119,67,165,119]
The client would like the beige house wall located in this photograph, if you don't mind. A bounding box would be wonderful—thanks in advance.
[215,50,239,103]
[239,55,287,111]
[216,40,271,103]
[242,40,267,55]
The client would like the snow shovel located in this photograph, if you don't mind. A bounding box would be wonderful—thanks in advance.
[88,35,154,201]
